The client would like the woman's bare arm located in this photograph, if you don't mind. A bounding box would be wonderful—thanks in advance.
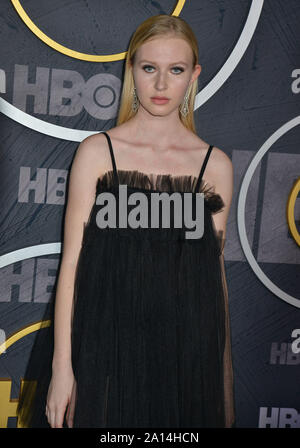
[209,147,235,428]
[209,147,233,243]
[51,133,110,371]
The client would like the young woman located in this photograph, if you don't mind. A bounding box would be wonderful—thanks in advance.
[21,14,235,428]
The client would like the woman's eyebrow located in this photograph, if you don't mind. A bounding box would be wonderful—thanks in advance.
[139,60,188,66]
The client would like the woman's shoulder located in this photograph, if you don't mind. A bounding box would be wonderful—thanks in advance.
[184,132,233,170]
[188,133,233,193]
[205,144,234,209]
[73,132,116,179]
[77,131,110,153]
[209,144,233,177]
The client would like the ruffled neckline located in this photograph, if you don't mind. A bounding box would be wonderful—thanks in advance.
[96,169,225,214]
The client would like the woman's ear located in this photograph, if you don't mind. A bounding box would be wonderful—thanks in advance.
[191,64,202,83]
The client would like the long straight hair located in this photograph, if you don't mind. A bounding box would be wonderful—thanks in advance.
[116,15,199,133]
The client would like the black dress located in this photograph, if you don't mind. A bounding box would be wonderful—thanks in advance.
[70,132,235,428]
[17,131,235,428]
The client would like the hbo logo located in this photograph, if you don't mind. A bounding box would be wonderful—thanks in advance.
[12,64,121,120]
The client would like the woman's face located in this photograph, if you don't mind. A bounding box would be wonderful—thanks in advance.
[130,35,201,117]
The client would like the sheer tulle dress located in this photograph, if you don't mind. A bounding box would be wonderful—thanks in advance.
[17,131,235,428]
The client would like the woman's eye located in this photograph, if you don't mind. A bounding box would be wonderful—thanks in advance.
[172,67,184,74]
[142,65,155,72]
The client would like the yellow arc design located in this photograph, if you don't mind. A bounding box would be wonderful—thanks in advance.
[0,320,51,355]
[10,0,186,62]
[287,177,300,246]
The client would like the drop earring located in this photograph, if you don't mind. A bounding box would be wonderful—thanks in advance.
[132,86,139,112]
[180,90,189,118]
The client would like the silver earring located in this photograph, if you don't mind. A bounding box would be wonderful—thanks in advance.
[180,91,189,118]
[132,86,139,112]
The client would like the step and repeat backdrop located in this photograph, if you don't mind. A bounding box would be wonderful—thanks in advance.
[0,0,299,428]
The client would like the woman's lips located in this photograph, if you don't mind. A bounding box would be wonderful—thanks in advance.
[151,97,170,104]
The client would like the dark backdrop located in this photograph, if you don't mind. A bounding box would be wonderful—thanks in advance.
[0,0,299,428]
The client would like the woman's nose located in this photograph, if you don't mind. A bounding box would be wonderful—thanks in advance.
[154,72,168,90]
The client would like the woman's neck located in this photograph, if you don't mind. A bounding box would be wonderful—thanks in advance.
[127,106,187,147]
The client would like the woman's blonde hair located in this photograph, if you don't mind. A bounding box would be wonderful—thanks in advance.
[116,14,199,133]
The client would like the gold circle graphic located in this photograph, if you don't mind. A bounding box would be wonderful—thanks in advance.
[287,177,300,246]
[0,320,51,355]
[11,0,186,62]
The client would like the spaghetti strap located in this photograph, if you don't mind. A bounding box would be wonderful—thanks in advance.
[101,132,119,187]
[194,144,214,192]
